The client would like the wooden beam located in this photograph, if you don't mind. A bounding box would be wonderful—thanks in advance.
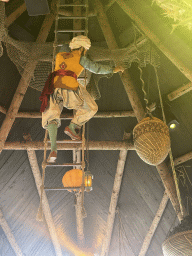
[93,0,145,121]
[75,192,85,245]
[101,147,128,256]
[5,3,26,27]
[94,0,183,231]
[116,0,192,83]
[0,107,135,119]
[167,82,192,101]
[104,0,117,12]
[0,209,23,256]
[3,140,135,151]
[174,151,192,166]
[0,105,6,114]
[156,163,183,221]
[0,3,55,154]
[138,192,169,256]
[26,136,62,256]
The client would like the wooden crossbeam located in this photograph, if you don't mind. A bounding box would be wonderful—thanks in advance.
[174,151,192,166]
[0,2,55,154]
[5,3,26,27]
[167,82,192,101]
[0,209,23,256]
[0,107,135,119]
[138,192,169,256]
[25,135,62,256]
[3,140,135,151]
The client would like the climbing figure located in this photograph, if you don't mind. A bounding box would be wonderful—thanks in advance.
[40,35,124,163]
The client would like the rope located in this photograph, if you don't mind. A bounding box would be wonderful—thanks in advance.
[36,129,48,221]
[133,25,152,117]
[153,65,184,219]
[80,0,89,218]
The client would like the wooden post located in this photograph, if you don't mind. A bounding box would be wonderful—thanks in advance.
[0,209,23,256]
[3,140,135,151]
[5,3,26,27]
[0,4,55,154]
[25,135,62,256]
[138,192,169,256]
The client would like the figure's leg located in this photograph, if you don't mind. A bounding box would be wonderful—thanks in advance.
[47,121,58,163]
[62,85,98,140]
[42,92,63,162]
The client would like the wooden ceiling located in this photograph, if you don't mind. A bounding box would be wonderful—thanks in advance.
[0,0,192,255]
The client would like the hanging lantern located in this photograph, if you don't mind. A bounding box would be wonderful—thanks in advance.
[84,170,93,192]
[162,216,192,255]
[62,169,93,192]
[133,117,170,165]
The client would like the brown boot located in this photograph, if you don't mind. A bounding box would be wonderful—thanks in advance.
[47,151,57,163]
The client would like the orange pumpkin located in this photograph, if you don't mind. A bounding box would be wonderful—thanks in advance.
[62,169,83,192]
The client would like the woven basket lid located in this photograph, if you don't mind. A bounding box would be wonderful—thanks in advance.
[133,117,170,165]
[162,230,192,256]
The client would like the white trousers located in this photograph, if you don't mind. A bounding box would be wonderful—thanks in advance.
[42,84,98,129]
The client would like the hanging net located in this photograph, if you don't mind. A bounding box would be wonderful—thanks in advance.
[0,2,160,100]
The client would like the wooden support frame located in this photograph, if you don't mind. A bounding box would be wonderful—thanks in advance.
[93,0,184,254]
[5,3,26,27]
[138,192,169,256]
[0,2,55,154]
[0,209,23,256]
[25,135,62,256]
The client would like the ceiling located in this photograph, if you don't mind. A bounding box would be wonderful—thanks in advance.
[0,0,192,255]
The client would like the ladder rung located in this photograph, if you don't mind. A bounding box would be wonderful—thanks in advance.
[57,29,86,33]
[46,163,82,167]
[44,187,81,191]
[58,16,87,19]
[78,77,88,80]
[47,140,82,143]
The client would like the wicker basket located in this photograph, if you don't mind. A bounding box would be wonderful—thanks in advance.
[133,117,170,165]
[162,230,192,256]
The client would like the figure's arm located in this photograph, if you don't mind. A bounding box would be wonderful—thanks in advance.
[80,56,114,74]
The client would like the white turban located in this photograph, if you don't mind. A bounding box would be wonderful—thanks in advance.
[69,35,91,50]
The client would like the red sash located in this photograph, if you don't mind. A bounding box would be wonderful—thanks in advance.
[39,69,77,112]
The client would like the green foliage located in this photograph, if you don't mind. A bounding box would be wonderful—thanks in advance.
[152,0,192,32]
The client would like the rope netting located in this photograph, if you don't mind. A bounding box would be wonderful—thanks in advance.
[0,2,160,100]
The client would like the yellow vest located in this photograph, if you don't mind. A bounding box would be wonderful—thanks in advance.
[54,50,84,90]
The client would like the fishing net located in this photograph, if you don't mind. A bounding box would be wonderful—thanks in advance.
[0,2,160,100]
